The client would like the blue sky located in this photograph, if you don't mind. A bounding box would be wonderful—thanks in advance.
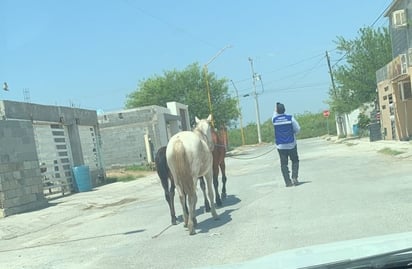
[1,0,392,124]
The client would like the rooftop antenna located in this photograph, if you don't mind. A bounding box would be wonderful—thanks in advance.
[23,88,31,103]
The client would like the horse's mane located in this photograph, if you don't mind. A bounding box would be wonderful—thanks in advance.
[193,119,214,151]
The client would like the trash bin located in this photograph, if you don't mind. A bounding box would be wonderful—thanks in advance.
[369,123,382,142]
[352,124,359,136]
[72,165,92,192]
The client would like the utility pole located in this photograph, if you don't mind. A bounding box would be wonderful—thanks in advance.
[231,80,246,145]
[325,51,344,136]
[248,57,262,144]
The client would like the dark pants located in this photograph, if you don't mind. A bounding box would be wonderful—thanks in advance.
[277,146,299,186]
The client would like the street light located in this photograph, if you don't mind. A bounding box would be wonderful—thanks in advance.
[230,80,246,145]
[248,57,262,144]
[203,45,232,127]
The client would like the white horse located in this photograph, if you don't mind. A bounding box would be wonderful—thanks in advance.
[166,115,219,235]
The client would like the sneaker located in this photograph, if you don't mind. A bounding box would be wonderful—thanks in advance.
[292,178,299,186]
[285,182,293,187]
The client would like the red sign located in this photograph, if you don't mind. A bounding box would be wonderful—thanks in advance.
[323,110,330,117]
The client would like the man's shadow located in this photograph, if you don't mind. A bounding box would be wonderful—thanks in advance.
[294,181,311,186]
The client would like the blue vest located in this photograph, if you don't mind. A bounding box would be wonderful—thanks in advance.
[273,114,294,145]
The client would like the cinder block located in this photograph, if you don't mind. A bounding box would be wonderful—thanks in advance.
[12,171,22,180]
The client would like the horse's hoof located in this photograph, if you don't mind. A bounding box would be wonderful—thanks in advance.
[188,223,196,235]
[216,199,222,207]
[221,192,227,200]
[205,206,211,213]
[193,218,198,226]
[212,211,219,220]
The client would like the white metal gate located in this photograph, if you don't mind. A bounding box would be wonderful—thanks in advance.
[78,125,99,169]
[33,123,74,197]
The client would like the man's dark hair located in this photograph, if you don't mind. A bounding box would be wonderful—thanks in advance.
[276,102,285,114]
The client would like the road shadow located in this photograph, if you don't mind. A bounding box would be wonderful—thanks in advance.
[294,181,312,187]
[197,208,237,234]
[0,229,145,253]
[220,194,241,207]
[174,194,241,224]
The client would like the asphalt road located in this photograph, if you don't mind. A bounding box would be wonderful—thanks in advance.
[1,137,412,269]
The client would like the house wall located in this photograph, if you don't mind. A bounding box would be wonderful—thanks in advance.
[98,104,186,168]
[377,77,412,140]
[378,80,397,140]
[98,106,165,168]
[0,100,103,194]
[376,0,412,141]
[0,120,47,217]
[389,0,412,57]
[167,102,190,131]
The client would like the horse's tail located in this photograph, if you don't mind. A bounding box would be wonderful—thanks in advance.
[171,140,195,195]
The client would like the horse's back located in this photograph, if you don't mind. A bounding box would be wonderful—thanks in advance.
[166,131,212,178]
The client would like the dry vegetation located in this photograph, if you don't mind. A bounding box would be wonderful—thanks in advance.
[105,167,156,183]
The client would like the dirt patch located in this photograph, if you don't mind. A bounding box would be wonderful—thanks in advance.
[83,198,139,210]
[106,168,156,180]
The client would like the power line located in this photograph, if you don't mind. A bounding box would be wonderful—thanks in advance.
[121,0,219,50]
[371,0,393,27]
[232,51,329,85]
[332,0,393,68]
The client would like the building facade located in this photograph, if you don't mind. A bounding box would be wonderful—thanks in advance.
[98,102,189,168]
[0,100,104,217]
[376,0,412,140]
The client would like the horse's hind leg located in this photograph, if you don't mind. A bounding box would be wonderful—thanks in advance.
[187,189,198,235]
[199,177,211,212]
[220,161,227,200]
[177,188,189,228]
[213,166,222,207]
[169,179,177,225]
[160,174,177,225]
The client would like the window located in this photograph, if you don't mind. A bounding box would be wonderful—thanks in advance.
[408,48,412,64]
[404,81,412,99]
[393,9,407,27]
[398,81,412,100]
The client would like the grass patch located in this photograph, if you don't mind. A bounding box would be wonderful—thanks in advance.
[124,165,151,172]
[105,174,144,183]
[378,147,404,156]
[345,142,356,147]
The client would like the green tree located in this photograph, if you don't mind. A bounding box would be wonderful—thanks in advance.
[125,63,239,128]
[329,26,392,113]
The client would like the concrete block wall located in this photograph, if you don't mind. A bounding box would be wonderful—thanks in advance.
[98,105,182,168]
[0,120,47,217]
[0,100,102,189]
[99,123,148,168]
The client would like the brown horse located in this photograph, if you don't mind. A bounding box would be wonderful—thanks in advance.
[211,127,228,207]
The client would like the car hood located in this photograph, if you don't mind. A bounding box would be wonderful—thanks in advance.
[198,231,412,269]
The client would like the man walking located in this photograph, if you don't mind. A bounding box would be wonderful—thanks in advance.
[272,102,301,187]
